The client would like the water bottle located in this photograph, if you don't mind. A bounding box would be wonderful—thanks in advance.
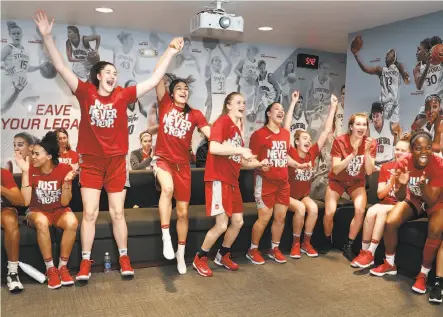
[104,252,111,274]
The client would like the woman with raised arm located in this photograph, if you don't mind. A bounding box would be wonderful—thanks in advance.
[283,92,337,259]
[193,92,269,277]
[33,10,182,282]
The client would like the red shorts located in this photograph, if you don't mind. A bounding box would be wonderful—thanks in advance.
[328,179,365,197]
[152,157,191,202]
[425,202,443,217]
[26,207,72,226]
[254,175,290,209]
[79,154,129,193]
[205,181,243,217]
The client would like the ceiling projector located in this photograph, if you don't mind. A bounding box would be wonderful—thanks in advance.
[190,1,244,40]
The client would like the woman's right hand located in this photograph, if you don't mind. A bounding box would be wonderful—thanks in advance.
[396,167,410,186]
[32,10,54,37]
[291,91,300,104]
[168,38,184,55]
[14,151,29,172]
[241,148,254,161]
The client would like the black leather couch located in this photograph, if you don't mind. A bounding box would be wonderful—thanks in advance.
[1,169,434,282]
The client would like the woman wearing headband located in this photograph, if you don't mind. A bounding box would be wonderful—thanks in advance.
[130,130,153,170]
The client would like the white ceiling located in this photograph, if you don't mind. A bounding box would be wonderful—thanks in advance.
[2,1,443,53]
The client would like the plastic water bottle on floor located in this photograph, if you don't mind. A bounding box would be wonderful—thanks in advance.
[104,252,111,274]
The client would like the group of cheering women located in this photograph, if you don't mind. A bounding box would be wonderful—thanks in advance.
[1,10,443,305]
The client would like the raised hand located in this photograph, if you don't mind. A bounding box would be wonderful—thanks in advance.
[291,91,300,104]
[419,171,427,186]
[397,167,410,185]
[330,94,338,108]
[14,151,29,172]
[32,9,54,37]
[13,76,28,91]
[168,37,184,54]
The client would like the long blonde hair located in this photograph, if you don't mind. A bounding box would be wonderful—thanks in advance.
[220,92,244,138]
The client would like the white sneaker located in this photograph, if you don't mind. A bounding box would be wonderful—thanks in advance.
[176,251,187,275]
[7,273,24,293]
[162,237,175,260]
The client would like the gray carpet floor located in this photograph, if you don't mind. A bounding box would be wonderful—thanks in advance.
[1,250,442,317]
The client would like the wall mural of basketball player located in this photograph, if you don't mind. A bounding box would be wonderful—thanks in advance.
[351,36,410,123]
[368,102,401,168]
[287,95,308,133]
[334,85,345,137]
[412,36,443,130]
[1,21,42,114]
[66,25,100,80]
[235,45,260,117]
[204,43,232,123]
[420,94,443,154]
[279,60,297,107]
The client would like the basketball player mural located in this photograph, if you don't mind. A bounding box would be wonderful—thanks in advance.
[368,102,401,167]
[280,60,297,108]
[288,95,308,134]
[66,25,100,80]
[351,36,410,123]
[1,21,42,114]
[204,42,233,123]
[235,45,260,117]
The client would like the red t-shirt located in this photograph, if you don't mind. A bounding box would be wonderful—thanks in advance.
[28,163,72,212]
[378,161,397,205]
[328,134,377,183]
[288,143,320,199]
[59,150,79,165]
[249,126,291,183]
[74,79,137,157]
[1,168,18,209]
[397,153,443,204]
[155,94,208,164]
[204,115,244,186]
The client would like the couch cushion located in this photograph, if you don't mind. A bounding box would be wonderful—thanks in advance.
[398,219,428,248]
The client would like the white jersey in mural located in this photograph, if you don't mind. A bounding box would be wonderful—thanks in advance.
[420,62,443,100]
[68,38,92,79]
[369,119,395,164]
[312,76,331,106]
[114,45,138,86]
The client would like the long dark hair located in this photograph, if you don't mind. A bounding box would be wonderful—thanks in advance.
[54,128,71,151]
[38,131,60,166]
[264,102,279,125]
[89,61,115,88]
[169,79,192,115]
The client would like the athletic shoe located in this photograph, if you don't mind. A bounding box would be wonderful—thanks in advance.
[318,239,333,255]
[214,251,239,271]
[76,259,94,281]
[58,265,74,286]
[370,260,397,277]
[342,243,356,262]
[268,247,287,264]
[193,254,213,277]
[429,280,442,304]
[412,273,427,294]
[246,248,265,265]
[119,255,134,276]
[46,267,62,289]
[351,250,374,269]
[6,273,24,293]
[301,243,319,258]
[290,242,301,259]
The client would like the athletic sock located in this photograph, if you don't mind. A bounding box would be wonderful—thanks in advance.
[219,245,231,256]
[161,225,171,239]
[368,239,379,255]
[250,243,258,250]
[271,242,280,249]
[81,251,91,261]
[119,249,128,257]
[197,248,209,258]
[362,240,370,251]
[420,266,431,276]
[303,232,312,245]
[44,258,54,270]
[7,261,19,275]
[293,233,301,243]
[161,225,174,259]
[58,257,69,269]
[386,253,395,266]
[176,242,186,274]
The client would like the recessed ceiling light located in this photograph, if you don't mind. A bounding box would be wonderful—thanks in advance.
[258,26,273,31]
[95,7,113,13]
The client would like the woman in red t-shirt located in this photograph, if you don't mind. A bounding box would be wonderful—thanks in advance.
[1,168,25,293]
[284,92,338,259]
[34,10,183,281]
[55,128,79,170]
[152,63,211,275]
[351,138,410,269]
[193,92,268,277]
[15,131,77,290]
[322,113,376,260]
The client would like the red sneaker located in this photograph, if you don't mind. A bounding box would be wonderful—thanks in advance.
[351,250,374,269]
[119,255,134,276]
[46,267,61,289]
[370,260,397,277]
[268,247,287,264]
[246,248,265,265]
[193,254,213,277]
[58,265,74,286]
[76,259,94,281]
[412,273,427,294]
[214,251,239,271]
[301,243,319,258]
[290,242,301,259]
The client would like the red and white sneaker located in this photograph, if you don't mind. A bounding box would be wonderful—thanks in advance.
[412,273,427,294]
[214,251,239,271]
[290,242,301,259]
[246,248,265,265]
[46,267,62,289]
[193,254,213,277]
[351,250,374,268]
[370,260,397,277]
[76,259,94,281]
[268,247,287,264]
[58,265,74,286]
[119,255,134,276]
[301,243,319,258]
